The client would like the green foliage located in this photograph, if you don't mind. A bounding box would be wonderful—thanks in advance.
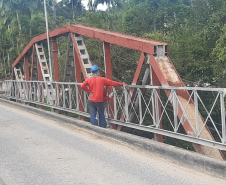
[1,0,226,152]
[211,24,226,86]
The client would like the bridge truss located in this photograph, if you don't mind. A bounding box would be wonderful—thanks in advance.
[7,25,226,160]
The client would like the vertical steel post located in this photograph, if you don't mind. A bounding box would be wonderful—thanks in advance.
[30,45,35,80]
[154,90,159,127]
[52,38,61,113]
[75,85,79,111]
[220,91,226,143]
[24,55,30,100]
[124,87,129,122]
[52,38,59,82]
[38,59,44,109]
[103,42,117,129]
[84,91,87,112]
[113,88,117,120]
[173,90,178,132]
[138,88,142,125]
[62,85,65,108]
[69,84,72,109]
[71,33,84,120]
[194,90,199,136]
[24,56,29,80]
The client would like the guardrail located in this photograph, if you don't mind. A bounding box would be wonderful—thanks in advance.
[3,80,226,151]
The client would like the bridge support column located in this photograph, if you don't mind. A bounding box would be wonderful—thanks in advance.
[52,38,61,113]
[103,42,116,129]
[24,56,29,80]
[71,33,85,120]
[52,38,59,82]
[37,58,45,109]
[24,55,30,100]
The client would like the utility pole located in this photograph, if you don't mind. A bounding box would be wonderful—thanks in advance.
[44,0,53,81]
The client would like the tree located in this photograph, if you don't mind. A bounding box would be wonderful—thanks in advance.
[211,24,226,87]
[60,0,84,23]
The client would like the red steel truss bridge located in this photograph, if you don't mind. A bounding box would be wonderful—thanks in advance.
[3,24,226,160]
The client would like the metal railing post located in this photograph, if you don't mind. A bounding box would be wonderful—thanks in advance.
[173,90,178,132]
[220,91,226,143]
[75,85,79,111]
[194,90,199,136]
[124,87,129,122]
[113,88,117,120]
[138,88,142,125]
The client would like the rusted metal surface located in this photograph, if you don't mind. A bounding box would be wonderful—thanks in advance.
[152,57,224,160]
[157,58,180,85]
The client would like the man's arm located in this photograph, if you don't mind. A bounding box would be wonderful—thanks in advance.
[104,78,123,87]
[81,80,91,93]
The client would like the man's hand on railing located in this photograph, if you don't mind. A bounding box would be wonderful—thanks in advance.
[123,83,130,90]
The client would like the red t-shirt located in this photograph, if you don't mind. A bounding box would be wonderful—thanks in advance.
[81,76,123,102]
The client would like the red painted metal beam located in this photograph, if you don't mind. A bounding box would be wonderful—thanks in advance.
[24,56,29,81]
[52,38,61,114]
[30,45,35,80]
[132,53,145,85]
[104,42,113,80]
[71,33,85,120]
[103,42,116,129]
[52,38,60,82]
[13,25,167,68]
[71,33,88,79]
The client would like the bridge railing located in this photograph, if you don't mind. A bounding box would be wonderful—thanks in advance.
[3,80,226,151]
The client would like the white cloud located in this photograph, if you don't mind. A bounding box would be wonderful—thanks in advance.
[57,0,107,11]
[82,0,107,11]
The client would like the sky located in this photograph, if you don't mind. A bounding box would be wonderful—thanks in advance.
[57,0,107,11]
[82,0,107,10]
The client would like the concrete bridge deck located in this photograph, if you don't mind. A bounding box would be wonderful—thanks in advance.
[0,98,226,185]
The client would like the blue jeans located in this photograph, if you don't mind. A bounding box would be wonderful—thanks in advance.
[88,100,107,128]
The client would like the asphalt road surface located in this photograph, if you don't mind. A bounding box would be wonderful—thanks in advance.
[0,102,226,185]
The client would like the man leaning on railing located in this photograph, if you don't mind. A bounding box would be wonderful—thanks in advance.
[81,65,124,128]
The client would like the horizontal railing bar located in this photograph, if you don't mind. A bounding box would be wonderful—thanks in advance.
[5,80,226,92]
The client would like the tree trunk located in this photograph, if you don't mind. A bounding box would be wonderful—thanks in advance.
[16,11,22,31]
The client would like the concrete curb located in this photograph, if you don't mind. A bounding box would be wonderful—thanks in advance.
[1,98,226,179]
